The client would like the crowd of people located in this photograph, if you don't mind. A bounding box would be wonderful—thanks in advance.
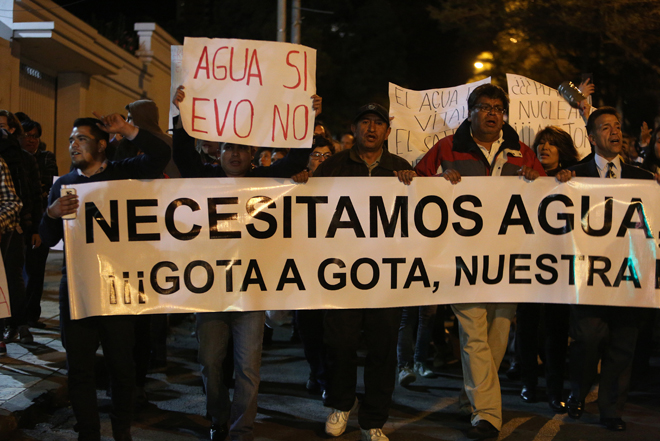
[0,80,658,441]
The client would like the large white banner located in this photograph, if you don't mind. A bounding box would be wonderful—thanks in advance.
[388,78,491,166]
[179,38,317,148]
[64,177,660,319]
[506,73,591,159]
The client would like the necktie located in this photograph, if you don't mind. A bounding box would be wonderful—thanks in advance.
[606,162,616,179]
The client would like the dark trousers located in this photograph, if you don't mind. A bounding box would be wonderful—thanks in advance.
[60,279,136,440]
[569,305,646,418]
[324,307,401,430]
[1,231,26,328]
[23,241,50,323]
[516,303,569,396]
[296,309,328,388]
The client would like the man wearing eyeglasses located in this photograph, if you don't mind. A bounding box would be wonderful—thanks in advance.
[415,84,545,440]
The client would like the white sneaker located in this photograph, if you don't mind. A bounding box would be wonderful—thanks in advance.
[360,428,389,441]
[398,366,416,386]
[414,361,434,378]
[325,397,359,437]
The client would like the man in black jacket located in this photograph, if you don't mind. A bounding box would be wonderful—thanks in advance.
[314,103,414,441]
[567,106,654,431]
[171,85,318,441]
[39,113,170,441]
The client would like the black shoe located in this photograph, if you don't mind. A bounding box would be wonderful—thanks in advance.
[600,417,626,431]
[27,320,47,329]
[566,395,584,419]
[2,326,17,342]
[306,378,323,395]
[210,423,228,441]
[520,386,537,403]
[505,363,521,381]
[548,398,567,414]
[467,420,499,440]
[18,325,33,344]
[112,429,133,441]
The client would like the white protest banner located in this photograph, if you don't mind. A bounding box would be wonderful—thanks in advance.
[0,253,10,318]
[506,73,590,159]
[64,177,660,319]
[388,78,491,166]
[168,45,183,131]
[179,38,316,148]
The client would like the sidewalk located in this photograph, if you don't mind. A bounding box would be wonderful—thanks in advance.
[0,250,67,436]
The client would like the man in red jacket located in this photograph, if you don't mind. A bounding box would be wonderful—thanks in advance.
[415,84,545,440]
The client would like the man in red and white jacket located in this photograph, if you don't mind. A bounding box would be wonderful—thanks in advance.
[415,84,545,440]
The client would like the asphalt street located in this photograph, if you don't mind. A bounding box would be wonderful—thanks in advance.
[3,251,660,441]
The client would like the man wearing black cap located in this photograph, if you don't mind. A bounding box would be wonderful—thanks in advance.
[314,103,415,441]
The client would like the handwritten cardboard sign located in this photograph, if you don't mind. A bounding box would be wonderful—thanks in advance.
[388,78,491,166]
[506,73,590,159]
[179,38,317,148]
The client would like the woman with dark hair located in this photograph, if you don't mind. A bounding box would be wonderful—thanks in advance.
[515,126,576,413]
[532,126,579,176]
[642,131,660,174]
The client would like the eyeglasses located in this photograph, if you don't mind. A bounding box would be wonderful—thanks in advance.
[473,104,506,115]
[310,152,332,159]
[21,133,40,140]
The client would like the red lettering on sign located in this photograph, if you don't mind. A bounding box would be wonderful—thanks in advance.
[272,104,290,141]
[293,105,309,140]
[212,47,228,80]
[192,98,209,133]
[194,46,210,79]
[234,100,254,139]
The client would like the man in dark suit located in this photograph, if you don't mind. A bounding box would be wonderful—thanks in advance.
[567,106,654,431]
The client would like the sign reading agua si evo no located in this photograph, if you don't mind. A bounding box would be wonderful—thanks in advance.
[179,38,317,148]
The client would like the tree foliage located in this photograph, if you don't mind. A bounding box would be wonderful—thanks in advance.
[429,0,660,128]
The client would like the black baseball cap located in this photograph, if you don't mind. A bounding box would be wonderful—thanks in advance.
[353,103,390,126]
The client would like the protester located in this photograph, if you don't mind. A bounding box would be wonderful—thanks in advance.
[514,126,577,412]
[271,148,288,164]
[397,305,437,386]
[124,99,180,178]
[289,135,335,396]
[172,85,320,441]
[642,131,660,174]
[19,119,58,329]
[339,133,354,151]
[414,84,545,440]
[566,106,656,431]
[304,103,415,441]
[39,113,171,441]
[0,129,22,356]
[254,147,273,167]
[0,110,42,345]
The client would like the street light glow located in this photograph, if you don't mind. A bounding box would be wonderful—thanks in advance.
[474,62,484,69]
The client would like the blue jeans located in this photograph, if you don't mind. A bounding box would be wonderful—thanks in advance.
[196,311,264,441]
[397,305,437,367]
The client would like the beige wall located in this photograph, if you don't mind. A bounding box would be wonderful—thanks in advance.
[1,0,179,176]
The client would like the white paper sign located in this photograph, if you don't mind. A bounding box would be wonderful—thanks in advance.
[179,38,316,148]
[506,73,590,159]
[63,177,660,319]
[388,78,491,166]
